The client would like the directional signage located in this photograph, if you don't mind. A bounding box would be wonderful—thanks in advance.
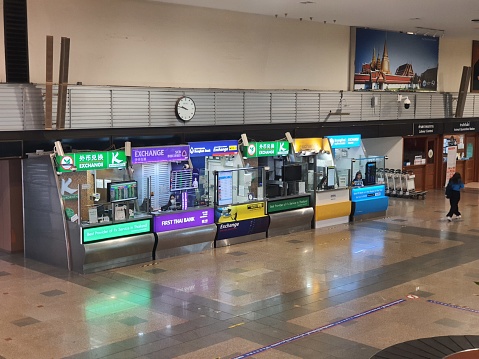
[56,151,127,172]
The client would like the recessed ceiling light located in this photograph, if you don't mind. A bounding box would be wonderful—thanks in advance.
[409,18,421,21]
[300,1,315,4]
[472,19,479,22]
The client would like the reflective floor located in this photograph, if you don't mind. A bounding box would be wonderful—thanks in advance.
[1,189,479,359]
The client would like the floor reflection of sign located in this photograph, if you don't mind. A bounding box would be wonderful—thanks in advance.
[216,217,270,240]
[218,171,233,205]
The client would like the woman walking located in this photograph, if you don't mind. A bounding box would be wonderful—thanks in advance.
[446,172,464,221]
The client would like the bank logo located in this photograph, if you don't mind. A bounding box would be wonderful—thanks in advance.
[61,178,77,196]
[60,155,74,171]
[247,144,256,156]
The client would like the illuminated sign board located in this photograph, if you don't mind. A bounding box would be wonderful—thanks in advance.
[56,151,127,172]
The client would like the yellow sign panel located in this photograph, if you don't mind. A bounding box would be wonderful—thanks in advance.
[293,138,323,153]
[216,201,266,223]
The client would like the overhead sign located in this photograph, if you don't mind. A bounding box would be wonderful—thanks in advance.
[82,219,151,243]
[413,123,438,135]
[153,208,214,233]
[189,140,238,157]
[131,145,189,164]
[327,135,361,149]
[293,138,323,154]
[243,141,289,158]
[56,150,127,172]
[444,121,477,133]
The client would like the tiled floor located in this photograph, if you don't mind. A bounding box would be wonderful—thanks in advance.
[1,189,479,358]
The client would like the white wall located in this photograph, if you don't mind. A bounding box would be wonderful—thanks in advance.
[26,0,473,92]
[27,0,350,90]
[363,137,404,170]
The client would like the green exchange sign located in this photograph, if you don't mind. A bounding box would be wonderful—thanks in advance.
[56,150,127,172]
[243,141,289,158]
[82,219,151,243]
[267,196,310,214]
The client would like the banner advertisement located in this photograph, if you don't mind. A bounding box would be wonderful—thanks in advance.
[216,216,270,241]
[445,145,457,186]
[215,202,266,223]
[351,185,386,201]
[243,141,289,158]
[131,145,189,164]
[153,208,214,233]
[189,140,238,157]
[56,150,127,172]
[267,196,310,214]
[82,219,151,243]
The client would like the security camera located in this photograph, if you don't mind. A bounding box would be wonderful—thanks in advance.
[403,97,411,109]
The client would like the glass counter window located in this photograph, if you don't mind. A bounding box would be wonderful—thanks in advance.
[350,156,386,187]
[215,167,264,206]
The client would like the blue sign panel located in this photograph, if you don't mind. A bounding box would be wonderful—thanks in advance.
[189,140,239,157]
[327,134,361,148]
[351,185,385,201]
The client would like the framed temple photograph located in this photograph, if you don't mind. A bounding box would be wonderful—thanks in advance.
[471,40,479,92]
[354,28,439,92]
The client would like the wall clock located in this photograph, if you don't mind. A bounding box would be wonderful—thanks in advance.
[175,96,196,121]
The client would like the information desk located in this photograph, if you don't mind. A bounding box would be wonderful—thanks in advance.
[266,194,313,237]
[315,188,351,228]
[151,207,217,259]
[350,185,388,221]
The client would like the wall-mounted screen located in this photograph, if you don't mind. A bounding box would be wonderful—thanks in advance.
[107,180,138,203]
[282,165,302,182]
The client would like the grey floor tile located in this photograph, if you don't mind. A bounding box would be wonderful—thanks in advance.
[434,318,465,328]
[145,268,167,274]
[226,268,249,274]
[40,289,66,297]
[409,290,434,297]
[118,316,148,326]
[11,317,41,327]
[287,239,304,243]
[227,251,248,256]
[225,289,250,297]
[0,271,10,277]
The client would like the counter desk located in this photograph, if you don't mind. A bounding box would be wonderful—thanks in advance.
[350,184,388,222]
[71,214,154,273]
[151,207,217,258]
[266,194,313,237]
[314,187,351,228]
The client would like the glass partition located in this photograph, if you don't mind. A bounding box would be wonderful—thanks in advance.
[214,167,265,206]
[350,156,386,187]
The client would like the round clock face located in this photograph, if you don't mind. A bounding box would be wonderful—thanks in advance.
[175,97,196,121]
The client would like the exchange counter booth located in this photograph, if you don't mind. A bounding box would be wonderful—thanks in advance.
[131,144,217,259]
[23,150,155,274]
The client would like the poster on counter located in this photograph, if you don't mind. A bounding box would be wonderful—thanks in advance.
[215,202,265,223]
[216,216,270,241]
[153,208,214,233]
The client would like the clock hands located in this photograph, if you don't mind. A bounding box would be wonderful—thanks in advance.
[179,106,188,110]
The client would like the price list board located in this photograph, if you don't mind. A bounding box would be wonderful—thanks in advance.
[218,171,233,205]
[170,169,193,191]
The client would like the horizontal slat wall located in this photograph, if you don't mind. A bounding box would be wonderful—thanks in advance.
[184,91,215,126]
[3,85,479,132]
[215,92,244,125]
[245,92,271,124]
[69,88,110,129]
[296,92,319,123]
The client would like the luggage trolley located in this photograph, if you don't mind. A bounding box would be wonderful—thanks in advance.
[394,169,404,197]
[384,168,396,196]
[405,170,427,199]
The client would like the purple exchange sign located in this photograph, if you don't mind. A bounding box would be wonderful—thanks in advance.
[131,145,190,164]
[153,208,214,233]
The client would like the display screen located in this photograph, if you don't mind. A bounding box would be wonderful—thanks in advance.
[327,167,336,187]
[282,165,302,182]
[107,181,138,203]
[170,169,193,191]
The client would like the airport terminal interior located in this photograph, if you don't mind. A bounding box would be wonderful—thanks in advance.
[1,188,479,359]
